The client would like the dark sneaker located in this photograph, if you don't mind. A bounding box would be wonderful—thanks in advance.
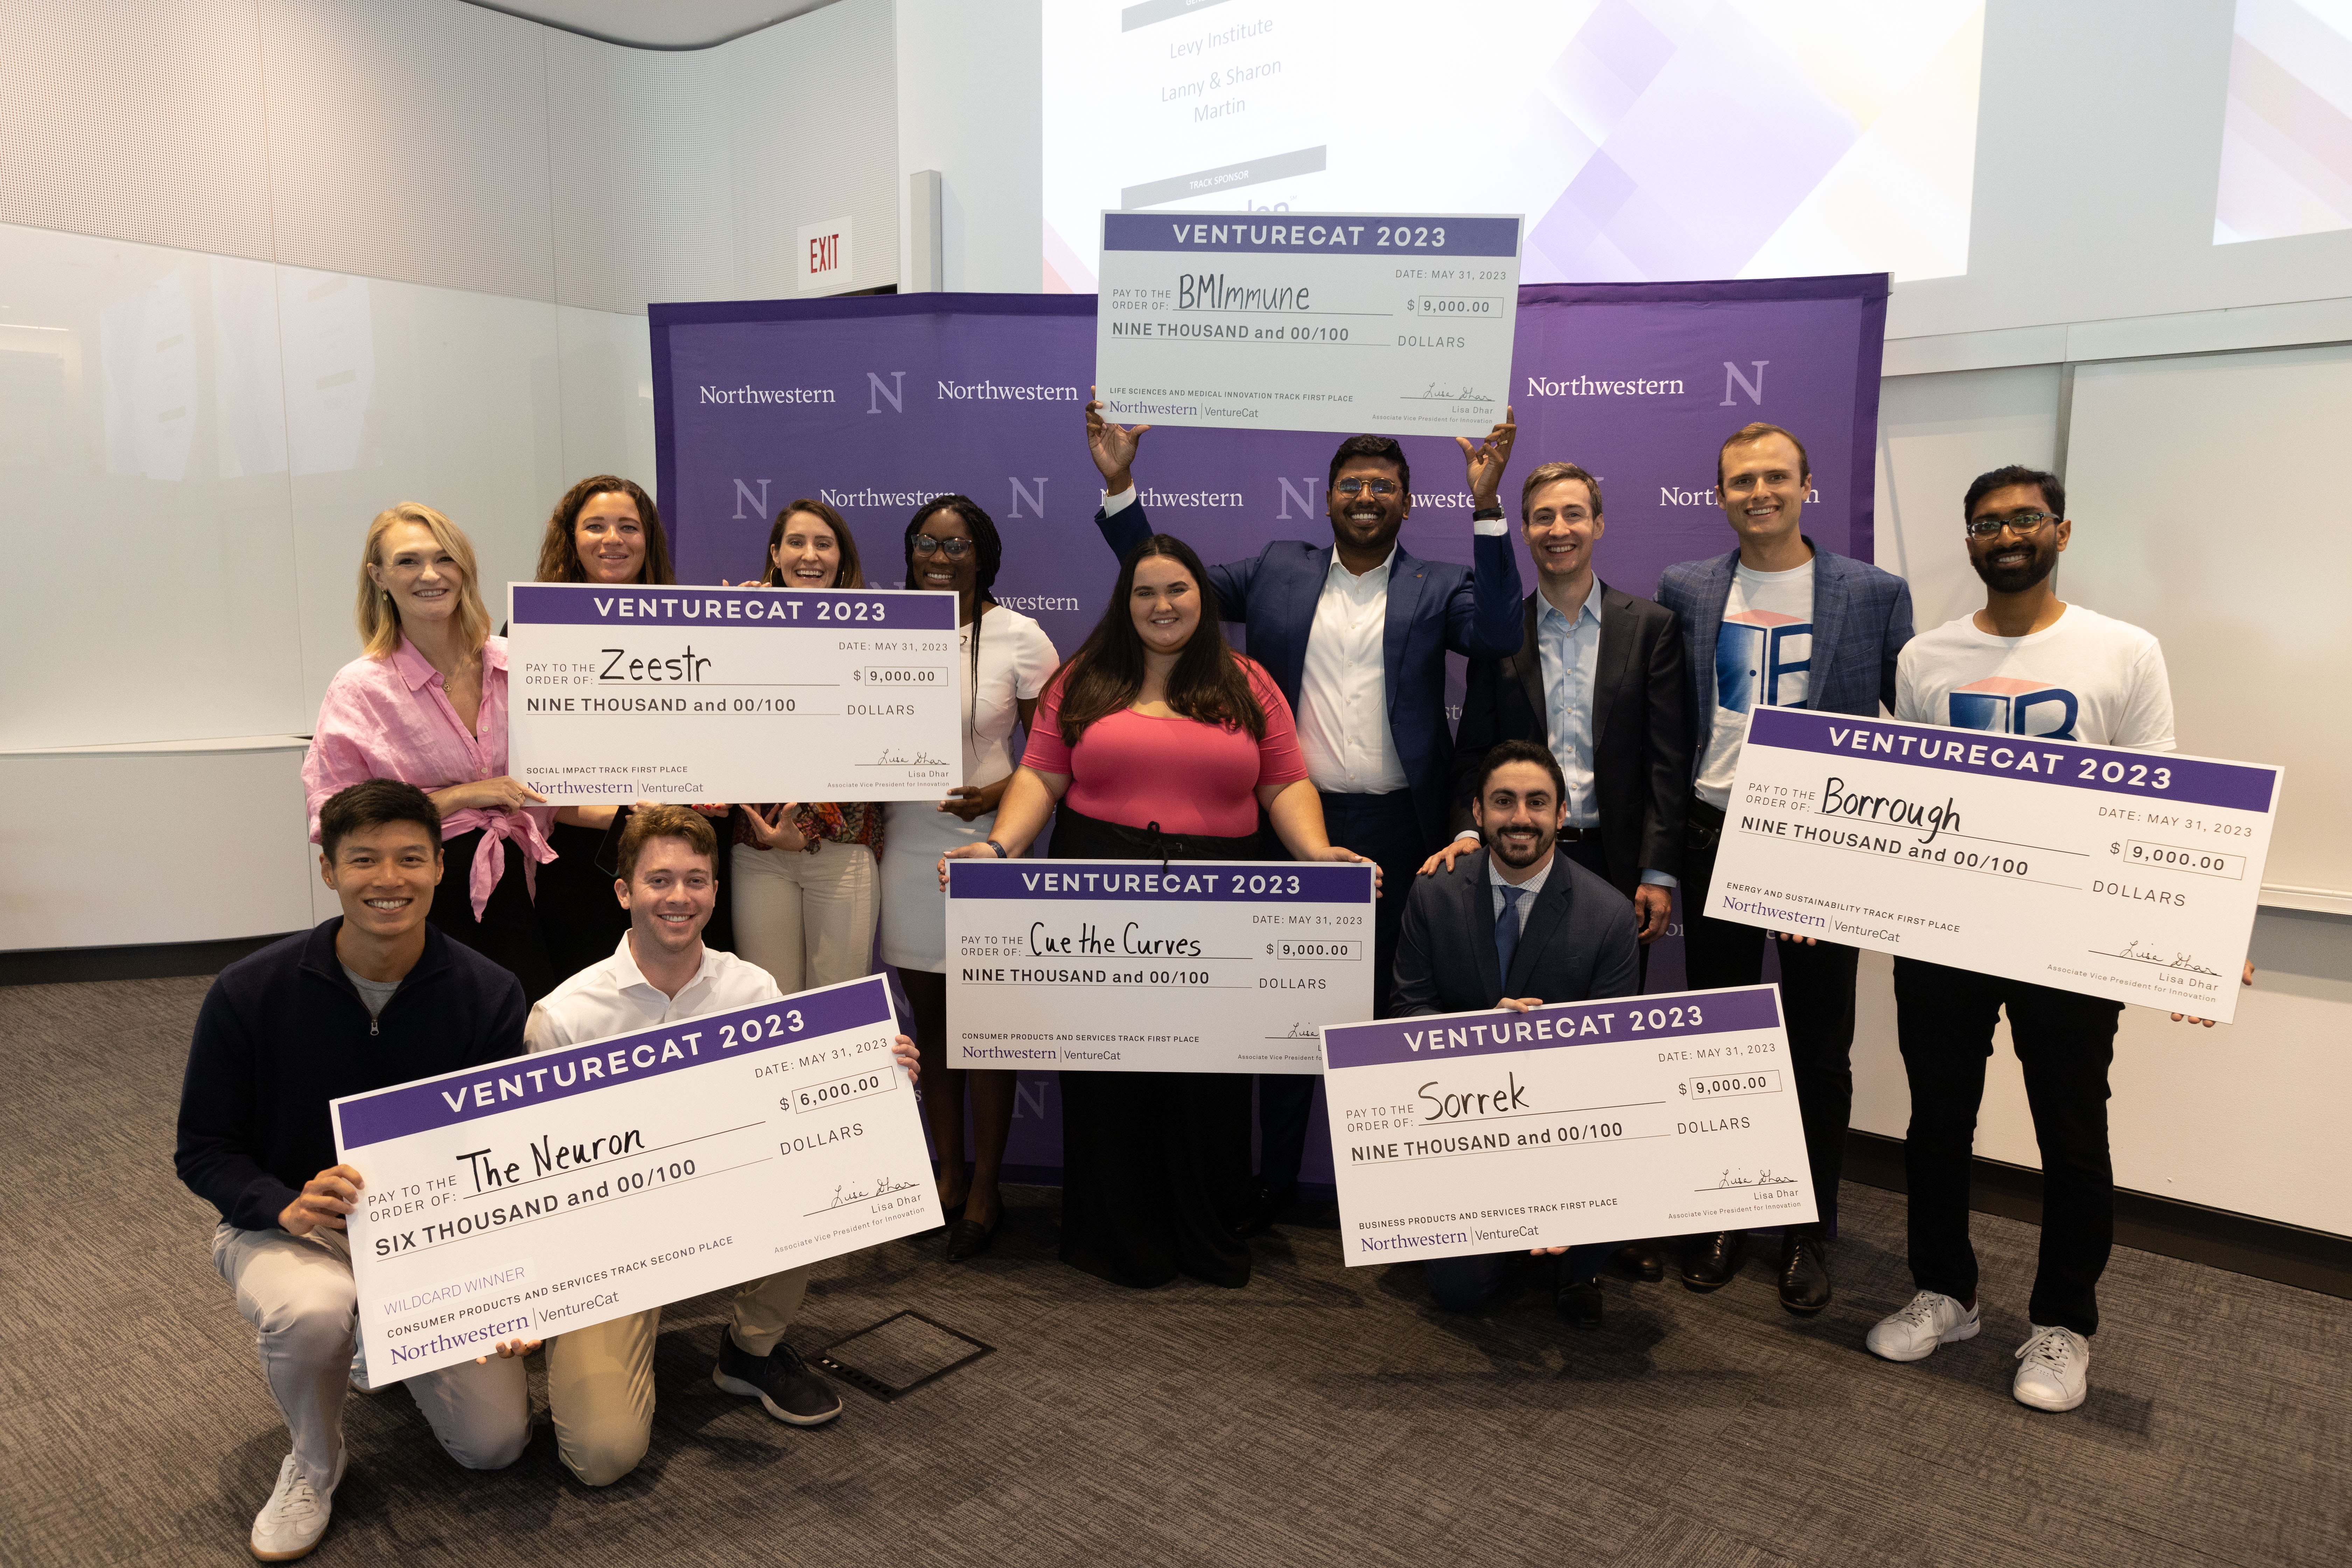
[712,1335,843,1426]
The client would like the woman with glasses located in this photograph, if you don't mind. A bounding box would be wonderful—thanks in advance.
[942,533,1377,1290]
[877,495,1058,1262]
[731,500,887,996]
[304,503,558,998]
[527,475,679,982]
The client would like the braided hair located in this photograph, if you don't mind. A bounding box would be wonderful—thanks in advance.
[903,495,1005,742]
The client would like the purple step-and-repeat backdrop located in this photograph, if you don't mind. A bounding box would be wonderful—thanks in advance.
[651,276,1887,1187]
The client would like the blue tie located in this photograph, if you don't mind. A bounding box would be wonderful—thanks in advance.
[1495,884,1525,986]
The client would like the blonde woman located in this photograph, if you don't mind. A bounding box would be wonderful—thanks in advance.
[731,499,885,994]
[302,503,557,999]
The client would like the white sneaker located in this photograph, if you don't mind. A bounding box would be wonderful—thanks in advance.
[1864,1290,1981,1362]
[249,1449,344,1562]
[2012,1324,2091,1412]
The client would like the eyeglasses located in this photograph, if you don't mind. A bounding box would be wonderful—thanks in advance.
[1332,477,1399,498]
[912,536,973,558]
[1964,511,2056,539]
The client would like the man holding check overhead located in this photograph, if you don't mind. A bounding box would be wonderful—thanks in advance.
[1867,464,2247,1413]
[523,805,919,1485]
[1084,397,1525,1229]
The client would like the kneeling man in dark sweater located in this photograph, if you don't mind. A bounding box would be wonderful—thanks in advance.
[176,780,532,1562]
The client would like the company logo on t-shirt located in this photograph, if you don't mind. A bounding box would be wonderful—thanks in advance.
[1948,676,2079,740]
[1716,610,1811,714]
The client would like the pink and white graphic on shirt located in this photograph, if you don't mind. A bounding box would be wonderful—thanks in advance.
[1715,609,1812,714]
[1948,675,2079,741]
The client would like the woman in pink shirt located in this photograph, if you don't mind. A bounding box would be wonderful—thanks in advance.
[303,503,557,999]
[945,533,1376,1288]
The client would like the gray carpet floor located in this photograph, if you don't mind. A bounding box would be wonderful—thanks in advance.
[3,975,2345,1568]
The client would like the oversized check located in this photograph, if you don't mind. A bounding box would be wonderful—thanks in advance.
[946,858,1375,1072]
[1705,709,2281,1023]
[506,581,961,804]
[331,975,938,1382]
[1321,986,1815,1267]
[1094,210,1521,434]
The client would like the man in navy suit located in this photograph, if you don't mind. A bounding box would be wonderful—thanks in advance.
[1085,397,1525,1226]
[1394,740,1641,1328]
[1656,421,1915,1315]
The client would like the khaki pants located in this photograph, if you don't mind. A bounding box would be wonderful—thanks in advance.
[546,1266,810,1486]
[731,840,877,994]
[212,1224,529,1489]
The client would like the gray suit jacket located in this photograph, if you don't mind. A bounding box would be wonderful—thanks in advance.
[1655,539,1914,764]
[1393,848,1641,1016]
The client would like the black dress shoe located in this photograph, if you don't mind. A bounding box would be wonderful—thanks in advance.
[1776,1231,1832,1315]
[1234,1182,1296,1237]
[1680,1230,1747,1292]
[1612,1242,1665,1282]
[1556,1275,1604,1330]
[945,1218,995,1262]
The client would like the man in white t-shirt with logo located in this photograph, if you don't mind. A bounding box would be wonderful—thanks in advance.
[1864,464,2233,1412]
[1658,422,1915,1317]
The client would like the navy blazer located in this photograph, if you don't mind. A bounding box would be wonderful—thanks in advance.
[1097,499,1523,847]
[1655,538,1914,764]
[1393,847,1641,1016]
[1449,584,1691,891]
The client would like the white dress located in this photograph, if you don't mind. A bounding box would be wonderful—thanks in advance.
[877,605,1059,972]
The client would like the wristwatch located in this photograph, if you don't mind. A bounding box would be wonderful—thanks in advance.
[985,839,1009,858]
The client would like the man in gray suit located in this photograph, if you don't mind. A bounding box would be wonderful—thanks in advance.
[1656,421,1916,1314]
[1394,740,1641,1328]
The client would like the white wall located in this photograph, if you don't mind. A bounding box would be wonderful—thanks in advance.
[895,0,1044,293]
[0,0,899,950]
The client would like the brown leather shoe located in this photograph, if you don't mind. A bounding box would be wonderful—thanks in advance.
[1612,1242,1665,1282]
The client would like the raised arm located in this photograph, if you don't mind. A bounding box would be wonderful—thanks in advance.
[1447,408,1525,658]
[1087,392,1257,620]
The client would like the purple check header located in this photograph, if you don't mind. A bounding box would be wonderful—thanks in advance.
[1323,986,1782,1071]
[333,975,896,1150]
[510,582,956,632]
[949,859,1373,904]
[1748,709,2279,814]
[1102,212,1521,258]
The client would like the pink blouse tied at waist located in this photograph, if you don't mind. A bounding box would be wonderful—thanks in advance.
[301,635,554,919]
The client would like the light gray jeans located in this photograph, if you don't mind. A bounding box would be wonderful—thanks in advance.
[212,1223,530,1489]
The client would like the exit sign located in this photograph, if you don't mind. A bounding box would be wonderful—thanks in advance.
[798,216,853,293]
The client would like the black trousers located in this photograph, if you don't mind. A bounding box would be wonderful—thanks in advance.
[1679,802,1856,1233]
[536,819,630,985]
[1893,958,2121,1336]
[1255,788,1425,1196]
[1051,804,1256,1289]
[428,828,555,1003]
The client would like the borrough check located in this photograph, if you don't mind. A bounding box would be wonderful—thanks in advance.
[332,974,939,1382]
[1094,211,1521,434]
[1704,708,2281,1022]
[1322,986,1815,1267]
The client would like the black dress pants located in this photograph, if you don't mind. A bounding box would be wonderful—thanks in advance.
[1255,788,1424,1198]
[1680,803,1856,1232]
[1893,958,2121,1336]
[429,828,555,1003]
[536,819,630,984]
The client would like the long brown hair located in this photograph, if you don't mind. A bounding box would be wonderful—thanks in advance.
[763,499,866,588]
[535,475,675,584]
[1054,533,1264,746]
[356,503,492,658]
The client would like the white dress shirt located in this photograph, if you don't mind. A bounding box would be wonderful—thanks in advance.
[1488,850,1553,935]
[1296,547,1409,793]
[525,932,783,1053]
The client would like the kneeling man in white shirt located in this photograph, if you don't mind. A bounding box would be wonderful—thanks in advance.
[525,804,919,1485]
